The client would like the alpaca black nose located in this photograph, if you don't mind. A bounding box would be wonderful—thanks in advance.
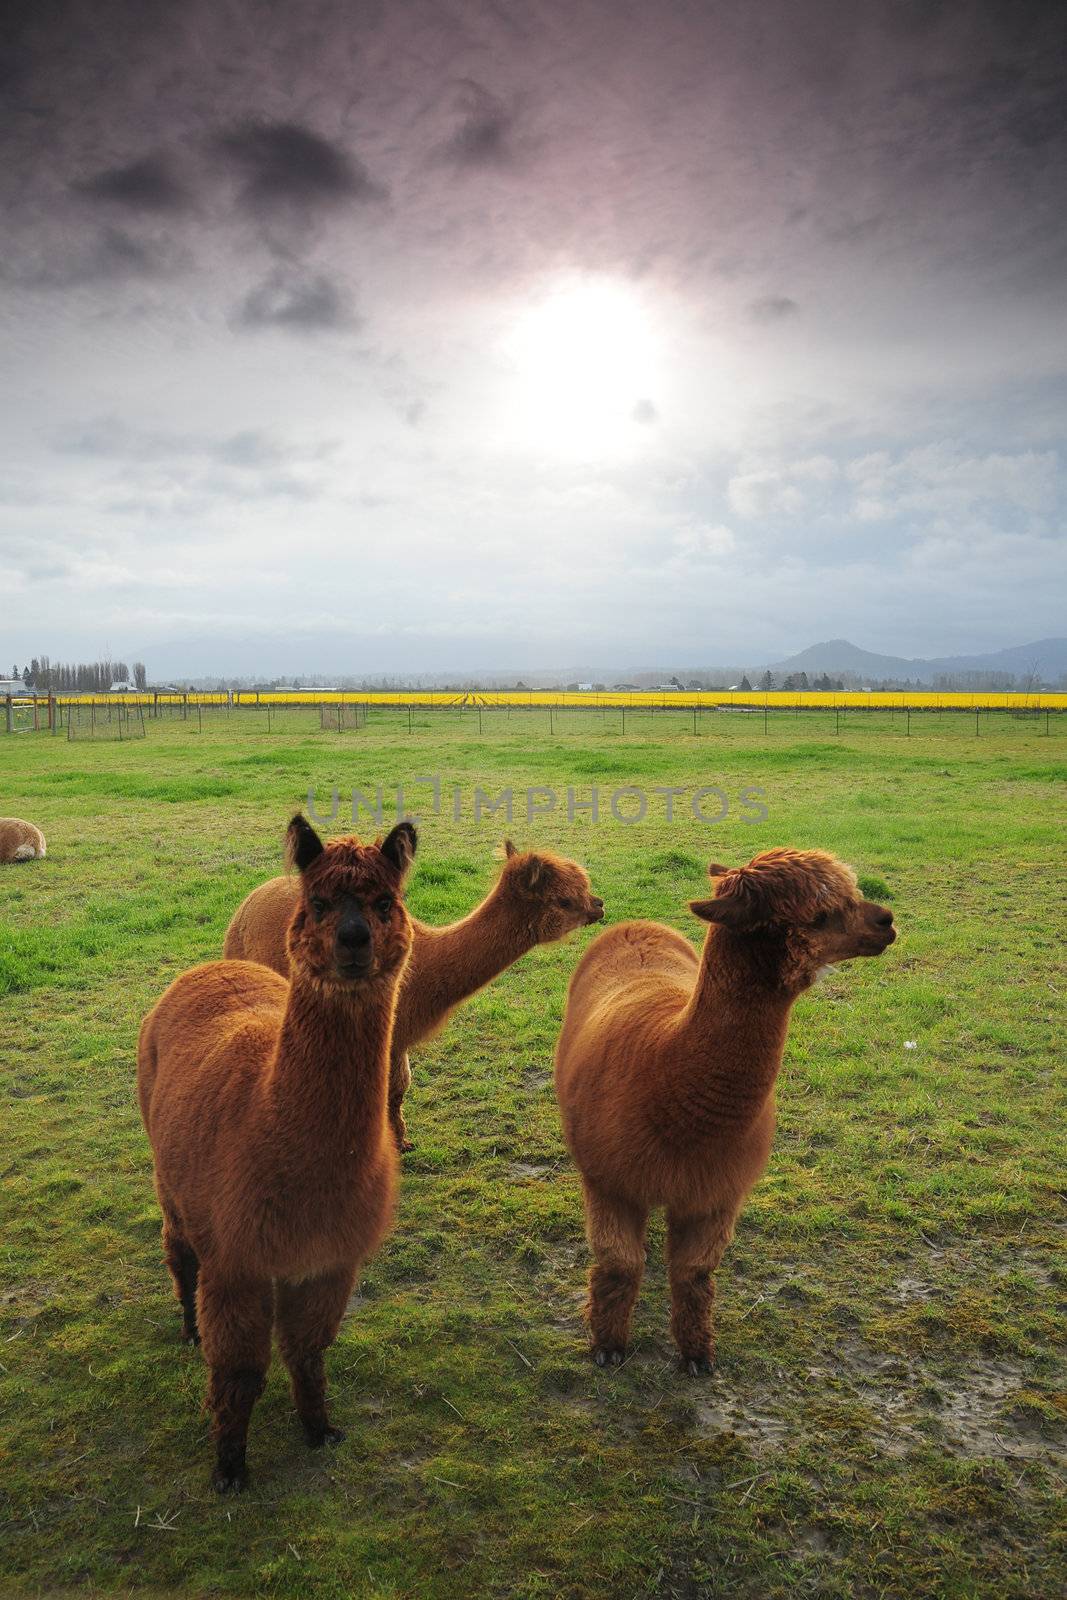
[337,916,371,951]
[873,908,894,929]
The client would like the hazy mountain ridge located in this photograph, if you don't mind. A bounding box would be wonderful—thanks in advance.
[767,638,1067,685]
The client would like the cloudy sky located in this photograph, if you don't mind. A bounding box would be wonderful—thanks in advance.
[2,0,1065,676]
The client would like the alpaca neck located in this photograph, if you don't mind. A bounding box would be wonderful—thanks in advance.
[267,973,395,1157]
[396,882,534,1050]
[665,926,797,1136]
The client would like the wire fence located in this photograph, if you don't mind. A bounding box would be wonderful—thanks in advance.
[7,694,1064,742]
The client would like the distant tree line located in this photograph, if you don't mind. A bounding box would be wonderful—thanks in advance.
[12,657,147,691]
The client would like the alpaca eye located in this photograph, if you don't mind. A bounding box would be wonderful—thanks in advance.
[374,896,394,917]
[812,911,830,929]
[311,897,329,918]
[558,898,573,911]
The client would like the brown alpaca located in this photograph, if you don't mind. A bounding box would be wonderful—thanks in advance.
[137,814,416,1492]
[0,818,46,862]
[554,849,896,1372]
[225,839,604,1149]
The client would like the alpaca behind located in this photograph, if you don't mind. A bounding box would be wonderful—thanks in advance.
[554,849,895,1372]
[0,818,46,862]
[137,814,416,1491]
[225,837,604,1149]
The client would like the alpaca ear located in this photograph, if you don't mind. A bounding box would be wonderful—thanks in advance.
[708,862,731,879]
[689,892,755,929]
[288,814,324,872]
[690,898,720,921]
[381,820,417,879]
[516,853,545,891]
[504,838,517,858]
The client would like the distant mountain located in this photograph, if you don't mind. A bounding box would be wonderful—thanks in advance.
[767,638,1067,685]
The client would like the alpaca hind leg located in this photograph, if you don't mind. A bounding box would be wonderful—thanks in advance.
[665,1209,734,1374]
[196,1271,274,1493]
[582,1185,647,1365]
[388,1049,413,1153]
[275,1264,358,1446]
[161,1218,200,1343]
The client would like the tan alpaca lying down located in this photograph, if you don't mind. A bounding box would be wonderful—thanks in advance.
[224,838,604,1150]
[0,818,47,863]
[554,848,896,1373]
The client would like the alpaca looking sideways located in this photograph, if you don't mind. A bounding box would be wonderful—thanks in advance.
[224,838,605,1149]
[554,849,896,1372]
[137,816,416,1492]
[0,817,46,863]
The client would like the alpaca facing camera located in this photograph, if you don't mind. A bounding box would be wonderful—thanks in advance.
[137,818,416,1492]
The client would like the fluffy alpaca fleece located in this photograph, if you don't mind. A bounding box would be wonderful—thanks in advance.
[137,815,416,1492]
[224,838,604,1149]
[0,818,46,862]
[554,848,896,1372]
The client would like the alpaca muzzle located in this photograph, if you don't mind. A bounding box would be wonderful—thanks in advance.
[336,913,373,976]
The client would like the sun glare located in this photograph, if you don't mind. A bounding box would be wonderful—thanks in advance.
[502,278,660,455]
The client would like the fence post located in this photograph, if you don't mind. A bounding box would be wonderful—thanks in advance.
[5,696,11,734]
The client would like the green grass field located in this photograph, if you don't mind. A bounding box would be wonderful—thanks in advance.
[1,715,1064,1598]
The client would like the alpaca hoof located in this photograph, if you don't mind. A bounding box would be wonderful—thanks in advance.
[680,1355,714,1376]
[305,1423,345,1449]
[181,1324,200,1345]
[592,1345,625,1368]
[398,1138,415,1154]
[212,1466,248,1495]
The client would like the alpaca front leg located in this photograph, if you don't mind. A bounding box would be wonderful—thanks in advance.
[583,1184,647,1365]
[388,1049,413,1153]
[276,1265,358,1446]
[196,1272,273,1493]
[665,1210,734,1374]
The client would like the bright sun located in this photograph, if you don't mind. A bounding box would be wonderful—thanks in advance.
[502,278,660,455]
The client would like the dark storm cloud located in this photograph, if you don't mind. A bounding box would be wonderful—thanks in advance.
[72,154,190,212]
[214,121,384,210]
[440,80,514,166]
[235,268,352,332]
[749,296,800,324]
